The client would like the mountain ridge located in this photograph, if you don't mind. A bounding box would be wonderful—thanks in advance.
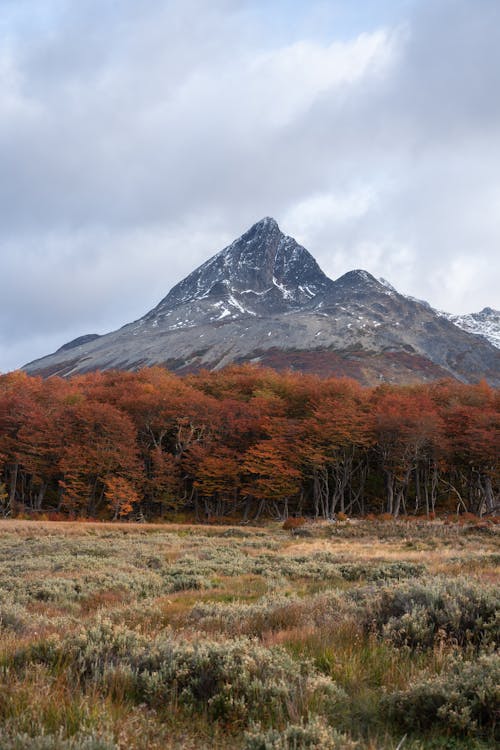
[23,218,500,386]
[438,307,500,349]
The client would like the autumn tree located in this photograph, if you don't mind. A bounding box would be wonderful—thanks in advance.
[373,387,443,516]
[57,399,142,517]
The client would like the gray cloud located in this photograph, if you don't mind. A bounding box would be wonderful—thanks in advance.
[1,0,499,371]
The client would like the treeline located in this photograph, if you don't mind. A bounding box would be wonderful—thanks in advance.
[0,366,498,521]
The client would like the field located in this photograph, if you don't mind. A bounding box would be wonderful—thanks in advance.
[0,518,498,749]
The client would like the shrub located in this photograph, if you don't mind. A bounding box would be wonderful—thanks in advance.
[136,643,343,725]
[21,620,346,727]
[189,591,346,636]
[189,596,306,636]
[282,518,307,531]
[244,717,357,749]
[383,654,500,739]
[0,601,31,634]
[355,578,499,649]
[337,561,425,582]
[377,513,394,522]
[0,731,116,750]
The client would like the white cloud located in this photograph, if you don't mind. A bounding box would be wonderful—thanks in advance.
[247,30,395,128]
[284,187,377,235]
[0,0,499,371]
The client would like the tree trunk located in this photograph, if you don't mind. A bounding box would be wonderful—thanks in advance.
[385,471,394,515]
[35,482,47,511]
[9,462,19,517]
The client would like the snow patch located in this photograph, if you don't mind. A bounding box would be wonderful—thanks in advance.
[299,285,315,298]
[240,288,272,296]
[272,276,295,300]
[228,294,256,316]
[439,308,500,348]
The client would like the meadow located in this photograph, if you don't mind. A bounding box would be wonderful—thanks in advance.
[0,517,498,749]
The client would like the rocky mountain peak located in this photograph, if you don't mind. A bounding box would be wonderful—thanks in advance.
[480,306,498,316]
[334,269,381,287]
[315,268,394,309]
[148,217,331,320]
[23,218,500,385]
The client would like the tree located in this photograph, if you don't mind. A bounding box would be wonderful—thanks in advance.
[373,387,443,516]
[57,399,142,516]
[104,476,139,519]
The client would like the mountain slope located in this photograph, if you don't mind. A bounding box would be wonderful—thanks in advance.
[439,307,500,349]
[23,219,500,386]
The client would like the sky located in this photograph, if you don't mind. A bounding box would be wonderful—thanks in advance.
[1,0,499,372]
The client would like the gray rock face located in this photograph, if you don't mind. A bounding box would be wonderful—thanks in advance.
[23,218,500,385]
[143,217,331,327]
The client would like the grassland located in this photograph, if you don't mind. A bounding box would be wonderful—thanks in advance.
[0,518,498,749]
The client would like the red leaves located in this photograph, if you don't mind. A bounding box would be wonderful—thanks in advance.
[104,476,139,519]
[0,368,498,519]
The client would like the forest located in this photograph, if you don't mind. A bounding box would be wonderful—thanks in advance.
[0,366,498,521]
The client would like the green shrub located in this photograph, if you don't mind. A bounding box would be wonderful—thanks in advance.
[337,561,425,582]
[189,591,345,636]
[244,717,357,749]
[163,573,207,592]
[20,620,346,727]
[355,578,499,649]
[0,601,31,634]
[134,641,341,725]
[0,730,116,750]
[383,654,500,739]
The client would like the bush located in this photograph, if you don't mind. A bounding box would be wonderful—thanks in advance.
[377,513,394,522]
[244,717,357,749]
[0,601,31,634]
[383,654,500,739]
[337,561,425,582]
[282,518,307,531]
[189,596,306,636]
[135,642,343,725]
[0,731,116,750]
[189,591,345,636]
[21,620,346,727]
[355,578,499,649]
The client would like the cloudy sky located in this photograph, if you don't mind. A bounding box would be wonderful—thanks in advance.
[1,0,499,372]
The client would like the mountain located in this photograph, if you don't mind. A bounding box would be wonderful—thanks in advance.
[23,218,500,386]
[438,307,500,349]
[142,217,331,324]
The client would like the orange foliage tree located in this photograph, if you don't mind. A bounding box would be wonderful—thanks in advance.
[0,367,497,520]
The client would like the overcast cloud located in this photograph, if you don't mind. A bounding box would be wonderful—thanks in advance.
[1,0,499,371]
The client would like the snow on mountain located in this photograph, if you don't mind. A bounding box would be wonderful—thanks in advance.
[439,308,500,349]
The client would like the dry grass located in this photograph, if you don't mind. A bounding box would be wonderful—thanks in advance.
[0,518,498,749]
